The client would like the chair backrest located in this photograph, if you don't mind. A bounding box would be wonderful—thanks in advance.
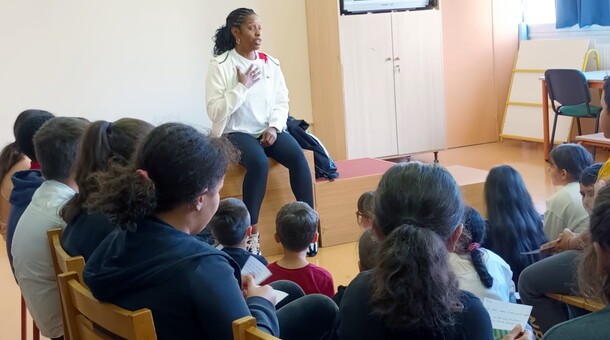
[232,316,281,340]
[58,271,157,340]
[545,69,592,108]
[47,228,86,283]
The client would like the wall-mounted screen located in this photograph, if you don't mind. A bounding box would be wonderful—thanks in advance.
[340,0,433,14]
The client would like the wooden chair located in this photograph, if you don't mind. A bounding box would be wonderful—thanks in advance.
[57,271,157,340]
[47,228,85,282]
[232,316,281,340]
[47,228,86,340]
[546,293,606,312]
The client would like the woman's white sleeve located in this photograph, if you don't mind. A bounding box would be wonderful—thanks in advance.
[268,66,289,132]
[205,60,248,123]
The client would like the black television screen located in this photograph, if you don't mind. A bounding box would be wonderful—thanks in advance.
[340,0,435,14]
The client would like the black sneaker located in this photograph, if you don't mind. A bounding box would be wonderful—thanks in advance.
[306,242,318,257]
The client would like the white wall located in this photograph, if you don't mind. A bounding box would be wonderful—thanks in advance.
[0,0,312,147]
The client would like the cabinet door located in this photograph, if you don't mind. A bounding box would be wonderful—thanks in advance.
[339,13,398,159]
[392,10,446,155]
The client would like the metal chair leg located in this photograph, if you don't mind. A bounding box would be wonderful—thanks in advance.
[550,113,559,153]
[576,118,582,136]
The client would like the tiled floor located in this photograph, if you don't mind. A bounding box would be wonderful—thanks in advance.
[1,140,607,339]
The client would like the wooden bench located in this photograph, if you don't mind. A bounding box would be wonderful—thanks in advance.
[315,162,490,247]
[576,132,610,149]
[445,165,489,217]
[546,293,606,312]
[220,151,315,256]
[314,158,393,247]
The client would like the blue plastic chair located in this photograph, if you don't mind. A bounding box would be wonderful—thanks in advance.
[545,69,602,152]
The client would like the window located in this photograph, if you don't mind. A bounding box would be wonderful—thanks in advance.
[523,0,556,24]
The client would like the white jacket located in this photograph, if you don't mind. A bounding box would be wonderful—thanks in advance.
[12,180,75,338]
[205,49,289,138]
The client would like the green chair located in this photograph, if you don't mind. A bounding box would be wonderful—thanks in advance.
[545,69,601,152]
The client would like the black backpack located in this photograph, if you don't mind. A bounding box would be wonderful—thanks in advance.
[286,116,339,181]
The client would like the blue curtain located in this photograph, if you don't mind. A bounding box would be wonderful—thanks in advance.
[556,0,610,28]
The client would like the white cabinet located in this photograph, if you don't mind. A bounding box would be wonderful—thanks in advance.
[339,10,446,159]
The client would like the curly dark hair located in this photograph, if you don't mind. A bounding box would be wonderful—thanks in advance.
[85,123,237,231]
[61,118,154,223]
[212,8,256,56]
[370,162,463,332]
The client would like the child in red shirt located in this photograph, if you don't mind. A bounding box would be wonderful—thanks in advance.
[262,202,334,298]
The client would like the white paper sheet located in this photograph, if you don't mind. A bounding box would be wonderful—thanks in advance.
[241,256,272,285]
[483,298,532,331]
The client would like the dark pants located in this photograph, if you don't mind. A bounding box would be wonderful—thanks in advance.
[277,294,338,340]
[228,132,314,225]
[518,250,588,335]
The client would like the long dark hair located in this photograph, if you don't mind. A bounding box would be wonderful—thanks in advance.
[578,184,610,303]
[212,8,256,56]
[61,118,154,223]
[484,165,547,282]
[85,123,237,231]
[0,110,49,181]
[370,162,463,331]
[456,206,494,288]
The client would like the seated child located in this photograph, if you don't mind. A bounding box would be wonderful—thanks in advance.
[356,191,375,230]
[12,117,89,339]
[450,206,515,302]
[333,228,380,305]
[262,201,335,298]
[544,143,593,239]
[209,198,268,268]
[6,111,54,272]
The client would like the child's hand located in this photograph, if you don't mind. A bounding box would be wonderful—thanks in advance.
[555,228,577,252]
[502,324,533,340]
[242,274,277,305]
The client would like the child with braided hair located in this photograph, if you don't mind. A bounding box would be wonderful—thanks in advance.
[450,206,515,302]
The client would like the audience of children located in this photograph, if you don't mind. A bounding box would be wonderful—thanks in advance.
[544,143,593,239]
[450,206,515,302]
[82,123,338,340]
[5,111,54,271]
[483,165,548,283]
[261,202,335,298]
[542,184,610,339]
[209,197,268,268]
[12,117,90,340]
[332,162,498,339]
[0,110,41,240]
[356,191,375,230]
[519,162,603,335]
[4,114,602,339]
[60,119,154,260]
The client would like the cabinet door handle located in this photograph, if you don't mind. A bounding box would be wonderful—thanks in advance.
[385,57,392,62]
[394,57,400,61]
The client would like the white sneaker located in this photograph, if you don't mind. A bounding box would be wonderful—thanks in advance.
[246,232,261,256]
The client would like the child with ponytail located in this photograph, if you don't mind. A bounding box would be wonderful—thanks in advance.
[332,163,532,339]
[60,118,154,260]
[450,206,515,302]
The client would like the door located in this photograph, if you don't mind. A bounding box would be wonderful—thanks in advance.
[339,13,398,159]
[392,10,447,154]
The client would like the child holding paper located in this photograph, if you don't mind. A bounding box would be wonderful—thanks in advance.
[209,198,268,268]
[543,184,610,339]
[262,202,335,298]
